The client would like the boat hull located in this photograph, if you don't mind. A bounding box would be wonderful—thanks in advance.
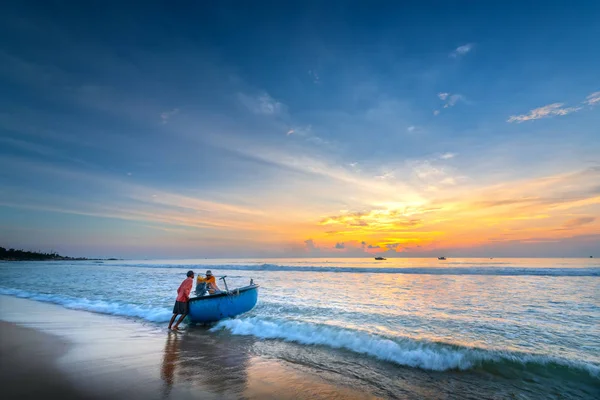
[187,284,259,323]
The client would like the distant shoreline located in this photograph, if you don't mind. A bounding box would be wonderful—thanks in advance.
[1,258,121,261]
[0,247,119,261]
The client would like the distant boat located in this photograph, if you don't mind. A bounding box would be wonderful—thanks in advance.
[438,256,446,260]
[188,279,259,323]
[374,257,386,260]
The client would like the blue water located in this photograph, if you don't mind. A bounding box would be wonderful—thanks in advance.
[1,257,599,398]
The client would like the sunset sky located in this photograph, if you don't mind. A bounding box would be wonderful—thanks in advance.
[1,2,599,258]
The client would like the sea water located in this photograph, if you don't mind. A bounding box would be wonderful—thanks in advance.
[1,258,599,398]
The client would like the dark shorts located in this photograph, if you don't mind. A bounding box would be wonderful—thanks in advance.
[172,300,189,315]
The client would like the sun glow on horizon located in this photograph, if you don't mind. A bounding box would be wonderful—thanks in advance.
[1,3,599,258]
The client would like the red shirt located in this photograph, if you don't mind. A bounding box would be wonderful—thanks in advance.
[176,277,194,302]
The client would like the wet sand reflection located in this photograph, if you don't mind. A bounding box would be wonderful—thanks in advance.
[160,327,251,398]
[160,332,179,397]
[159,327,382,400]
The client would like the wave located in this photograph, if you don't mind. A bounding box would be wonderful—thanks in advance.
[2,286,598,381]
[211,317,600,380]
[96,262,600,276]
[0,287,172,322]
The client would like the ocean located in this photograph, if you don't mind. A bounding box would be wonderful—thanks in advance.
[1,257,599,399]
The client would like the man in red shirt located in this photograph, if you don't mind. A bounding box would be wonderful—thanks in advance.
[168,270,194,331]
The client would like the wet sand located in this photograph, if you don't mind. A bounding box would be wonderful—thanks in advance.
[0,321,98,400]
[0,296,380,399]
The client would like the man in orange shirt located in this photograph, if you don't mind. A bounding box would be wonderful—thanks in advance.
[196,270,221,295]
[168,270,194,331]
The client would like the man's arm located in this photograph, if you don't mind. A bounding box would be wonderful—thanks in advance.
[205,277,219,291]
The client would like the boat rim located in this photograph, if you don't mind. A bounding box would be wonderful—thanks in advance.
[189,283,259,303]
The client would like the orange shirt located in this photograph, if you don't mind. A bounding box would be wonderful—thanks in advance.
[176,277,194,302]
[197,276,218,293]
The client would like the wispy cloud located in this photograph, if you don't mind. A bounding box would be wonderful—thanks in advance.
[440,153,456,160]
[411,160,452,183]
[285,125,330,147]
[308,70,320,84]
[507,103,582,123]
[286,125,311,137]
[563,216,595,229]
[402,154,466,192]
[320,209,422,231]
[306,136,329,146]
[450,43,473,58]
[375,171,395,180]
[435,93,464,114]
[584,91,600,106]
[443,94,464,108]
[160,108,179,124]
[238,92,283,115]
[0,156,280,235]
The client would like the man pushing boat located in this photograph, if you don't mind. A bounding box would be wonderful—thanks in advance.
[169,270,258,326]
[168,270,194,331]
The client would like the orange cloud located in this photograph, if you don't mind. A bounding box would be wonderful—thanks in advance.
[304,167,600,254]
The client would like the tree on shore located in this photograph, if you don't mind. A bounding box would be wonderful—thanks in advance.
[0,247,86,261]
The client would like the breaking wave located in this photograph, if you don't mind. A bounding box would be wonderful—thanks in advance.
[212,317,600,379]
[1,286,598,381]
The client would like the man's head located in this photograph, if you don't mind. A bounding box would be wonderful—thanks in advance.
[187,270,194,278]
[206,270,213,277]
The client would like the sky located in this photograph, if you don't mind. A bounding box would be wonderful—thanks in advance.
[1,1,599,258]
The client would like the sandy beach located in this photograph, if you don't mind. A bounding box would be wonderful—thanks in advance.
[0,321,97,399]
[0,295,381,400]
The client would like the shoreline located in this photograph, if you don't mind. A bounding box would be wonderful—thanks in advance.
[2,291,599,399]
[0,296,222,400]
[0,296,379,400]
[0,257,122,262]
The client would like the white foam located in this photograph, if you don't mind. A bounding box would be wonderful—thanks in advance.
[2,286,598,379]
[211,317,600,377]
[0,287,172,322]
[212,317,476,370]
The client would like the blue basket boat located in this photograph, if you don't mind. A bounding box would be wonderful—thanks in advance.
[187,282,259,323]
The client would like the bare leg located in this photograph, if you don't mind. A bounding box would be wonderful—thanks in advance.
[172,314,187,330]
[168,314,178,330]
